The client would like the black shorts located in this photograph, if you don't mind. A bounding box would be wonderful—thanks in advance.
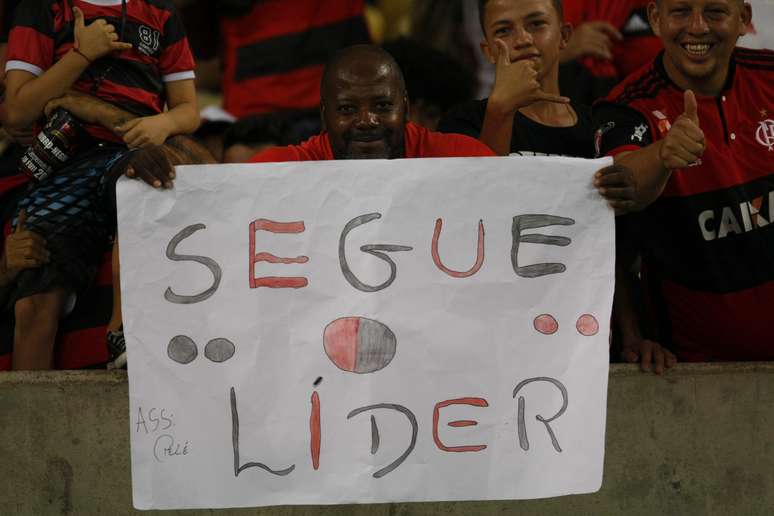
[6,144,128,305]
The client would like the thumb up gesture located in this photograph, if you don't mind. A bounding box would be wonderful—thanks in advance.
[73,6,132,62]
[659,90,705,169]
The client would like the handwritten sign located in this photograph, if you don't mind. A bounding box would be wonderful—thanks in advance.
[117,156,615,510]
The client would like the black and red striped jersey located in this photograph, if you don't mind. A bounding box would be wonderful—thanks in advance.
[594,49,774,361]
[5,0,195,142]
[220,0,370,118]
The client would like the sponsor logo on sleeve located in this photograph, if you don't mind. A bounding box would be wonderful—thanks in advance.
[593,122,615,157]
[652,110,672,136]
[631,123,647,142]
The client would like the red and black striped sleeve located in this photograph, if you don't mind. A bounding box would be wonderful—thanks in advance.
[592,102,653,158]
[4,0,55,77]
[158,5,194,82]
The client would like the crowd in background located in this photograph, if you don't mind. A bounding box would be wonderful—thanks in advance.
[0,0,772,371]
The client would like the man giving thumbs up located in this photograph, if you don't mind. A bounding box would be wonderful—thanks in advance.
[659,90,704,169]
[594,0,774,365]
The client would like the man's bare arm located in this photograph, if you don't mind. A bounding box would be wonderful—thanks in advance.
[111,135,216,189]
[614,245,676,374]
[44,92,213,189]
[44,90,137,131]
[609,143,670,211]
[604,90,704,212]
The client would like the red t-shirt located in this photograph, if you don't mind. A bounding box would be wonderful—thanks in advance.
[563,0,661,79]
[250,122,496,162]
[594,49,774,361]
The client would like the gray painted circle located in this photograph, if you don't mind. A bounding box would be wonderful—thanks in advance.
[168,335,197,364]
[204,338,236,363]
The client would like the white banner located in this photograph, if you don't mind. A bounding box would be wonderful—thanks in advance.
[117,156,615,510]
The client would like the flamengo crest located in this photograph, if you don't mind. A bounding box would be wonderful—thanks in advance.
[756,119,774,151]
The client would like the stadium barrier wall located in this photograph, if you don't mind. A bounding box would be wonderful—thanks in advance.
[1,363,773,516]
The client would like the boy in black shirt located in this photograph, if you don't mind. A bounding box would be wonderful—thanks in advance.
[439,0,594,158]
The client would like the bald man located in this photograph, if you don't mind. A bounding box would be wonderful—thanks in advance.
[250,45,496,161]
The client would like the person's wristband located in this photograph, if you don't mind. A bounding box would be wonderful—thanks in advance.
[73,48,93,64]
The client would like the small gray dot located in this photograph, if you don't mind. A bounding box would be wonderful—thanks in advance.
[168,335,197,364]
[204,338,235,363]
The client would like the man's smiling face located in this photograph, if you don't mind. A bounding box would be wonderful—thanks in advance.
[649,0,751,94]
[321,53,408,160]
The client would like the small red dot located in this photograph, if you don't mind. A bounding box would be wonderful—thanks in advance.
[534,314,559,335]
[576,314,599,336]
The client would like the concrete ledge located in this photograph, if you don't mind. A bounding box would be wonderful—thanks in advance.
[1,363,773,515]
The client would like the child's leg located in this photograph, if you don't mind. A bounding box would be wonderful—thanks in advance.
[106,237,126,368]
[12,287,68,370]
[107,238,122,332]
[11,144,128,369]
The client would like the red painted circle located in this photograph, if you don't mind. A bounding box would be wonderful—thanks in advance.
[576,314,599,336]
[323,317,396,373]
[533,314,559,335]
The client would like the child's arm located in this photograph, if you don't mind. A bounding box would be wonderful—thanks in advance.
[44,89,135,130]
[115,79,199,148]
[3,7,132,130]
